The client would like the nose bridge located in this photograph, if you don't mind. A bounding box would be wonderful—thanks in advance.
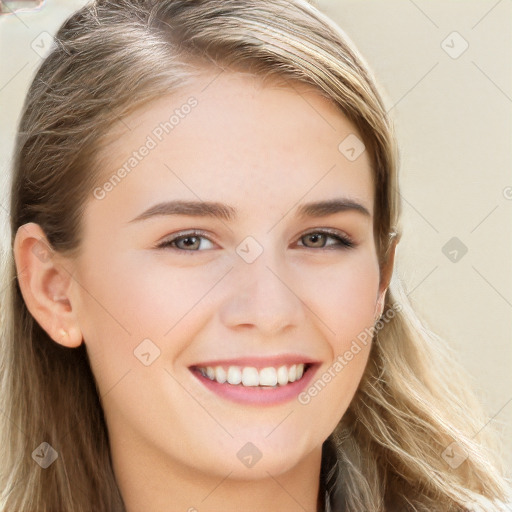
[218,239,303,333]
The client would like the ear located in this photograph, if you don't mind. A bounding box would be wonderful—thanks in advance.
[13,222,83,347]
[374,237,398,320]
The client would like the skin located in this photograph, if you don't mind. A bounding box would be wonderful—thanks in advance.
[14,70,395,512]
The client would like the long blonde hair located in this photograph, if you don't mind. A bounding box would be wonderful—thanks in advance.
[1,1,510,510]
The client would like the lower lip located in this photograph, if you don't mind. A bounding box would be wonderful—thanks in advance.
[189,364,320,406]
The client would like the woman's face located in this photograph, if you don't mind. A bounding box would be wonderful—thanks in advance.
[66,71,383,484]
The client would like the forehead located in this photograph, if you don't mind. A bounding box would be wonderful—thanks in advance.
[89,71,374,222]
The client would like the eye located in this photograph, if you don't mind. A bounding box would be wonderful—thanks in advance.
[156,231,215,252]
[156,228,355,253]
[297,229,355,250]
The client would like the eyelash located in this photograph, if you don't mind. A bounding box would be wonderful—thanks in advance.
[156,229,355,252]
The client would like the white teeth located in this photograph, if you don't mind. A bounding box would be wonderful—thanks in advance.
[214,366,226,383]
[276,365,288,386]
[241,367,259,386]
[198,363,306,387]
[227,366,242,385]
[259,367,278,386]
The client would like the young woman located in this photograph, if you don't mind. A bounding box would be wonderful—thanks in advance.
[1,0,510,510]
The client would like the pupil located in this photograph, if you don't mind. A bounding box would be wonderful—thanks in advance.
[183,237,198,248]
[308,233,324,247]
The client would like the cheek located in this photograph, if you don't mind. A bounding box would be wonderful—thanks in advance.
[72,251,229,380]
[294,251,379,424]
[297,250,380,345]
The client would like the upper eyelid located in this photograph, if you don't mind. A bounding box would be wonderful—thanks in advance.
[157,229,214,245]
[157,228,355,248]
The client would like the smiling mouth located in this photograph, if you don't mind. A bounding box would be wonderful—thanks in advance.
[191,363,312,388]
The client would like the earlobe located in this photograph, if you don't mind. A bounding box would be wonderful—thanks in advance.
[13,222,83,348]
[56,326,83,348]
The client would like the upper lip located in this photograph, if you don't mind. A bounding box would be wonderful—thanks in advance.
[190,355,321,370]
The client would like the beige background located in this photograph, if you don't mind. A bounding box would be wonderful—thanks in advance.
[1,0,511,473]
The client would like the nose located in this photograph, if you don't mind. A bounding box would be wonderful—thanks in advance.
[218,247,305,336]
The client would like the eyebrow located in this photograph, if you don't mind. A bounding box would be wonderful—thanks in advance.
[128,198,371,223]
